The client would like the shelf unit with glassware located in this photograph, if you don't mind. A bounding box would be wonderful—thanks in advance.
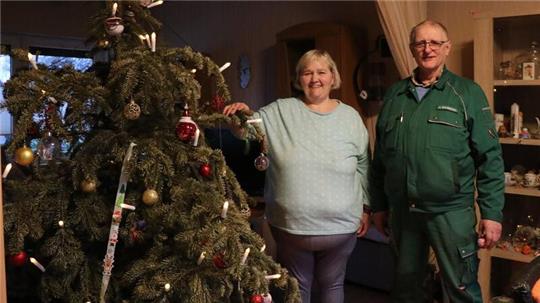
[474,9,540,302]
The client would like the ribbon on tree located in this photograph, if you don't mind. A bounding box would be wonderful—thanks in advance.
[99,142,136,303]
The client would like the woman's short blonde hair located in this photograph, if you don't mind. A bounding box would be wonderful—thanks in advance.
[294,49,342,91]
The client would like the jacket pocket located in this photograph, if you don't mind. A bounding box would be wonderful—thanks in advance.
[428,108,466,153]
[383,114,403,152]
[416,151,460,201]
[457,242,479,287]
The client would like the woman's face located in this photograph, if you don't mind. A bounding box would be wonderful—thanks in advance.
[299,59,334,103]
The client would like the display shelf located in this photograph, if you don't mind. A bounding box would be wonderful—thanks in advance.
[491,247,535,263]
[475,10,540,302]
[494,79,540,86]
[499,137,540,146]
[505,186,540,197]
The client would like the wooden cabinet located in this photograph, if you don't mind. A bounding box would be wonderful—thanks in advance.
[474,10,540,302]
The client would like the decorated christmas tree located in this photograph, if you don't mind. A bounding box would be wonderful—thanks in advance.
[1,1,299,302]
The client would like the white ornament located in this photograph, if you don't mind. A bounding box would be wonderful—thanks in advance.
[105,17,124,36]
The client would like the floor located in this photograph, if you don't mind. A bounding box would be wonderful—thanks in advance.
[307,282,391,303]
[343,282,391,303]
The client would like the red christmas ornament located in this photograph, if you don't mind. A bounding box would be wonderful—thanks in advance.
[175,105,199,146]
[212,253,227,269]
[9,251,28,267]
[250,294,264,303]
[176,120,197,142]
[199,163,212,177]
[211,95,225,112]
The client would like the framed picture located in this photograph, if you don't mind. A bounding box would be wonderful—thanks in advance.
[522,62,535,80]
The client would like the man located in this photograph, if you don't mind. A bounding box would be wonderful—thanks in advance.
[370,20,504,303]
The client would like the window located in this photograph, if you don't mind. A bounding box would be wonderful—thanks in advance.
[0,47,93,146]
[0,46,12,145]
[31,47,93,71]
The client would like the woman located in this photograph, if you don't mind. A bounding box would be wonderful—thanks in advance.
[223,49,370,303]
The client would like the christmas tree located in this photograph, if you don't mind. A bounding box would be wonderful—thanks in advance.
[1,1,299,302]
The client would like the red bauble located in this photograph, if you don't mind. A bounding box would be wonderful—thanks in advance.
[176,105,200,146]
[211,95,225,112]
[212,253,226,269]
[9,251,28,267]
[199,163,212,177]
[250,294,264,303]
[176,119,198,142]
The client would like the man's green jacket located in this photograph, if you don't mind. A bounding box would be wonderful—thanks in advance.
[370,67,504,222]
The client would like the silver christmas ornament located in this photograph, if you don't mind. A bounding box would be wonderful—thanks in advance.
[254,153,269,171]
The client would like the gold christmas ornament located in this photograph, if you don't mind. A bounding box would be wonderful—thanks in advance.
[97,39,110,48]
[123,100,141,120]
[240,208,252,218]
[142,189,159,205]
[80,179,97,193]
[15,145,34,166]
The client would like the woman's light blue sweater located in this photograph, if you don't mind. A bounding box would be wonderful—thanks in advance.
[250,98,370,235]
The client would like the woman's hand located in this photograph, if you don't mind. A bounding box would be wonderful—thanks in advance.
[356,212,370,237]
[223,102,251,116]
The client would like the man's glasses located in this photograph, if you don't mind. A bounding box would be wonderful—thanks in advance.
[411,40,449,51]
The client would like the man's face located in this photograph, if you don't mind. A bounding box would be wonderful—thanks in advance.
[410,24,451,73]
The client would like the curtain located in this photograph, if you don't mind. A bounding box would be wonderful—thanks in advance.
[376,0,427,78]
[364,1,427,155]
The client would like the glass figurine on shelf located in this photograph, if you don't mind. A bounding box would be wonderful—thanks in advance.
[532,116,540,139]
[497,60,516,80]
[515,41,539,80]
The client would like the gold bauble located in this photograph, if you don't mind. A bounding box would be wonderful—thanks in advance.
[97,39,110,48]
[81,179,97,193]
[15,146,34,166]
[123,100,141,120]
[142,189,159,205]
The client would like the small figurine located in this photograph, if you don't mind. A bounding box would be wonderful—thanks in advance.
[498,125,510,137]
[520,127,530,139]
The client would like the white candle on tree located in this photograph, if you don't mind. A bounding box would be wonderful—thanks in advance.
[240,248,250,265]
[221,201,229,219]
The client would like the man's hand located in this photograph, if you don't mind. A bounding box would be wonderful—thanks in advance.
[477,219,502,249]
[372,211,389,237]
[356,213,370,237]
